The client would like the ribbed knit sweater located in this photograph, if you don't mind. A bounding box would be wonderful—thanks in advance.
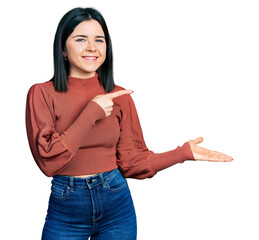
[25,72,195,179]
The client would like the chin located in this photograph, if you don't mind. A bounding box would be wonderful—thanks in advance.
[81,66,99,72]
[84,69,99,74]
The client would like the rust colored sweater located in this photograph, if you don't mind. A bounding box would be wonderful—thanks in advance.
[25,72,195,179]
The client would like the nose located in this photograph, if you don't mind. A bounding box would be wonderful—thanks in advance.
[85,40,96,52]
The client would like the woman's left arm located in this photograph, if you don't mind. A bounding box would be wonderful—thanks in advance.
[116,93,195,179]
[115,93,233,180]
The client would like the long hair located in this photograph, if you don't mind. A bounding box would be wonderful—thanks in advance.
[50,7,115,92]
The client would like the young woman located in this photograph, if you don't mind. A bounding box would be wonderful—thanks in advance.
[25,7,233,240]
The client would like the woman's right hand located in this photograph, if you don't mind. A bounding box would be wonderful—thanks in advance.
[91,90,133,117]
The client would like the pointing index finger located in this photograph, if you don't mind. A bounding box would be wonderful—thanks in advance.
[108,89,133,99]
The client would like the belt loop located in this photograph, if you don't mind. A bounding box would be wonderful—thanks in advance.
[98,173,107,188]
[68,176,74,192]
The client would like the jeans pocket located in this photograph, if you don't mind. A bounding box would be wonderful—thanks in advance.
[106,170,128,192]
[50,181,71,200]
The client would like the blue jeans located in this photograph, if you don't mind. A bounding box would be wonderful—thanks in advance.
[42,168,137,239]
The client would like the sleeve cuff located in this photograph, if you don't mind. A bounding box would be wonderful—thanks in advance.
[149,141,195,174]
[86,100,106,125]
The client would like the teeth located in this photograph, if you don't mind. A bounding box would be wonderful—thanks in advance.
[84,57,97,59]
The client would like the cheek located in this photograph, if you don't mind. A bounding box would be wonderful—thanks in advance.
[67,44,84,58]
[100,47,107,60]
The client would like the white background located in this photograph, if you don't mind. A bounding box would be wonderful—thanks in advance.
[1,0,258,239]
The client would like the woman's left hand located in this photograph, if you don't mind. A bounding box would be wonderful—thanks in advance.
[188,137,233,162]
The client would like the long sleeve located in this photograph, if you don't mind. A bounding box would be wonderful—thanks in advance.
[115,94,195,179]
[25,83,106,177]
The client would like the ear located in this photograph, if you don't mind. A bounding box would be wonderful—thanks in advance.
[63,50,67,58]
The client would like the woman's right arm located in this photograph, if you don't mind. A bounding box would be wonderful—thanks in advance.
[25,84,106,177]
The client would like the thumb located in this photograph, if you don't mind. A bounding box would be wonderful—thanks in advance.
[192,136,204,144]
[107,89,133,99]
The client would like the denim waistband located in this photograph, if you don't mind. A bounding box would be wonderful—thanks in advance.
[52,168,120,188]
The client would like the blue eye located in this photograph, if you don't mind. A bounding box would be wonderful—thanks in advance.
[75,38,104,43]
[76,38,85,42]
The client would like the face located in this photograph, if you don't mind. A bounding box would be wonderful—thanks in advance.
[64,20,107,78]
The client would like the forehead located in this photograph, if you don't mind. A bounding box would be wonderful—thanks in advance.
[72,20,104,36]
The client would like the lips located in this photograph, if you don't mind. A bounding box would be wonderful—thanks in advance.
[82,56,98,61]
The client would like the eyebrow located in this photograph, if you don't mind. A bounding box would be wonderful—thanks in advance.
[72,35,105,39]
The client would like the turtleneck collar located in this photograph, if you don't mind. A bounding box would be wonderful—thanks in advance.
[67,72,100,87]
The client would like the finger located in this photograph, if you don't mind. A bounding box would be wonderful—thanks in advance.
[107,90,133,99]
[192,136,203,144]
[106,106,113,112]
[207,150,233,162]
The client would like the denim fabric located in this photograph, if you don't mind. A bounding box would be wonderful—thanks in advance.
[42,168,137,240]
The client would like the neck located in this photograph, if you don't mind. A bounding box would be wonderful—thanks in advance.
[67,72,100,86]
[68,71,96,79]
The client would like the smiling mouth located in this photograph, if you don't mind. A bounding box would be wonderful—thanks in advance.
[82,56,98,61]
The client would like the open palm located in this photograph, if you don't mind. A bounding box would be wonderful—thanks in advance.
[189,137,233,162]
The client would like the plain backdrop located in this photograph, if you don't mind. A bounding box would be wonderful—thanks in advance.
[1,0,258,239]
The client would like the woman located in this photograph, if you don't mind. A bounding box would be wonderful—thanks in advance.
[25,7,233,240]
